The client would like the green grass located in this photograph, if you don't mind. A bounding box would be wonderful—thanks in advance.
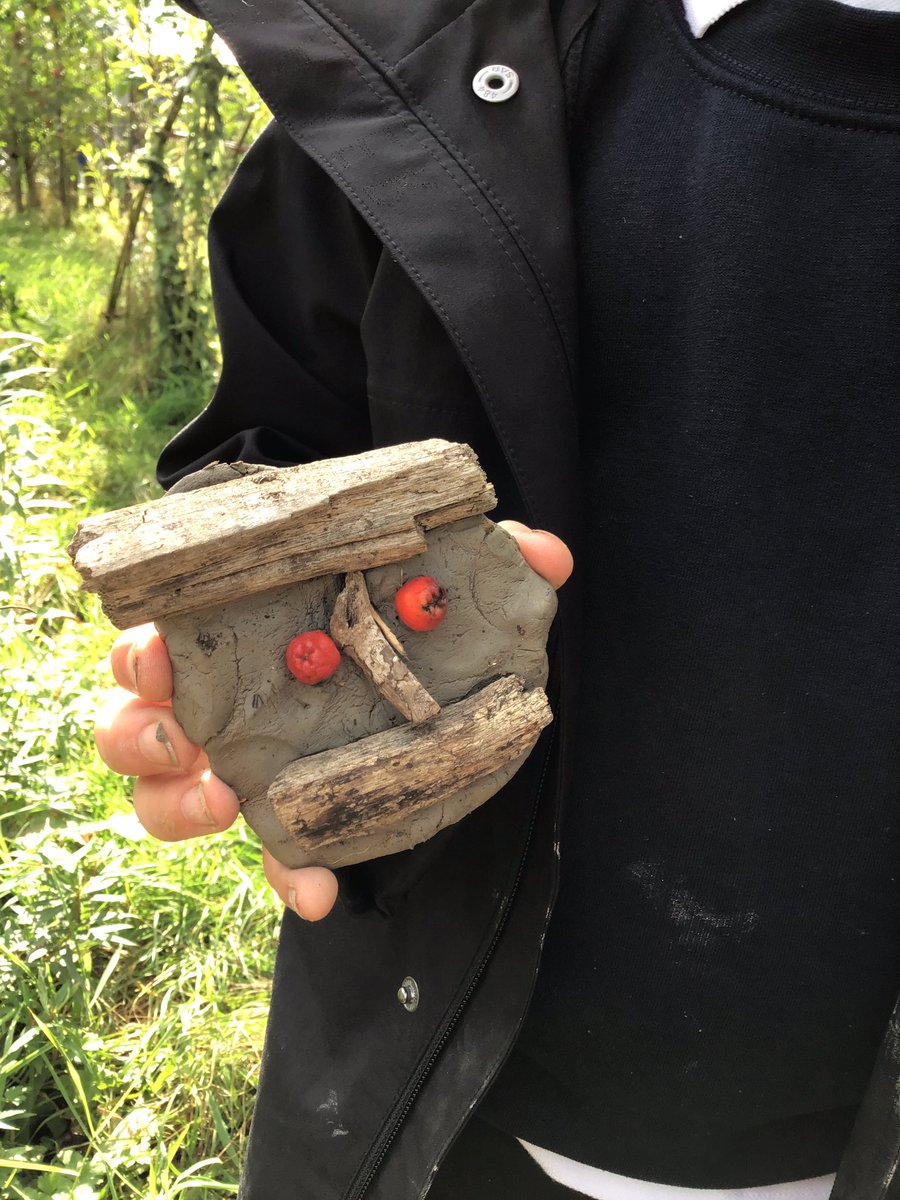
[0,216,277,1198]
[0,211,220,511]
[0,214,120,338]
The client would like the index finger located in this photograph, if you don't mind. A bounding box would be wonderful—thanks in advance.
[109,624,174,702]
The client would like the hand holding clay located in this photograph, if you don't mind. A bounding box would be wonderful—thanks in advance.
[94,520,572,922]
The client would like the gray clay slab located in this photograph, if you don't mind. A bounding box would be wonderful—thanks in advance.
[158,516,556,868]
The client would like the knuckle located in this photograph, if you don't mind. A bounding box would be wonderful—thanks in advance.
[132,800,181,843]
[93,687,127,729]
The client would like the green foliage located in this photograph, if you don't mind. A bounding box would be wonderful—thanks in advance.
[0,13,279,1188]
[0,210,218,510]
[147,34,229,375]
[0,264,277,1195]
[1,0,269,375]
[0,215,120,341]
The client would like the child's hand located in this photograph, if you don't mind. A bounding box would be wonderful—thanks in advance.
[94,623,339,921]
[93,523,572,922]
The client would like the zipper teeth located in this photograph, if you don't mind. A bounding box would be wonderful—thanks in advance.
[350,735,555,1200]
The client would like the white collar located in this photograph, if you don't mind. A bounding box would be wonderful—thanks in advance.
[682,0,746,37]
[683,0,900,38]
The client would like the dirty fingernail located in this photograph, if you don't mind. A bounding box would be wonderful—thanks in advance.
[127,643,139,692]
[138,720,180,768]
[287,886,307,920]
[181,779,217,826]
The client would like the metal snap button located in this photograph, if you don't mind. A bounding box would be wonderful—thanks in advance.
[472,65,519,103]
[397,977,419,1012]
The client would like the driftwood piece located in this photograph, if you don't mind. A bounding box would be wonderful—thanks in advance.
[267,675,553,862]
[70,439,558,870]
[68,440,496,628]
[329,571,441,725]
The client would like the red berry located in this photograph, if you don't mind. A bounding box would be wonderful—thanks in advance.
[285,631,341,684]
[394,576,449,632]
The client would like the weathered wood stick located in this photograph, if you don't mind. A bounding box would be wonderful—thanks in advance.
[100,527,424,629]
[330,571,440,725]
[267,676,552,856]
[68,439,496,628]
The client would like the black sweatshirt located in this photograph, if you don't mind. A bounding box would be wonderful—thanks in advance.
[476,0,900,1187]
[159,0,900,1188]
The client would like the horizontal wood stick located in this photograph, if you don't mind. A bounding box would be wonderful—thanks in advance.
[68,440,496,627]
[98,527,424,629]
[267,675,552,856]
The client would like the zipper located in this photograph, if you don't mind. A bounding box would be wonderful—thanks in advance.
[347,729,557,1200]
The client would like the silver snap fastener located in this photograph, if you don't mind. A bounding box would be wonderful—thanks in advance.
[472,65,519,103]
[397,977,419,1012]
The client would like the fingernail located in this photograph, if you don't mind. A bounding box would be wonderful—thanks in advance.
[287,886,308,920]
[127,644,139,692]
[138,720,180,768]
[181,779,217,826]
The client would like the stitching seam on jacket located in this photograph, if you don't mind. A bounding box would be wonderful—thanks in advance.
[307,0,576,380]
[198,0,552,579]
[389,0,576,365]
[301,0,569,397]
[395,0,484,66]
[204,6,542,556]
[371,392,460,415]
[386,61,576,370]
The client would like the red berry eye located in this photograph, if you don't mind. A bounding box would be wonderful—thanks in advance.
[285,631,342,684]
[394,576,449,632]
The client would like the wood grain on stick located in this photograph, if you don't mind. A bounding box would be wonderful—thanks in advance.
[329,571,441,725]
[68,440,496,627]
[267,676,553,856]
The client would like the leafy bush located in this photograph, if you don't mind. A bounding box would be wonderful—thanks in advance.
[0,332,277,1199]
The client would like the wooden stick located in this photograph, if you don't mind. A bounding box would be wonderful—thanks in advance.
[267,676,552,857]
[329,571,440,725]
[68,440,496,627]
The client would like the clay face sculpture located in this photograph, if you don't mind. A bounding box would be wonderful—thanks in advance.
[69,441,556,869]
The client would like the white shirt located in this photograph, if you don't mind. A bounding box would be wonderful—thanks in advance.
[519,1139,836,1200]
[518,2,900,1196]
[683,0,900,35]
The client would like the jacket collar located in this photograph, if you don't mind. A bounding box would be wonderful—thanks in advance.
[193,0,595,546]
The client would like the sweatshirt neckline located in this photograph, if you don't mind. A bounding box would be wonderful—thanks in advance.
[657,0,900,125]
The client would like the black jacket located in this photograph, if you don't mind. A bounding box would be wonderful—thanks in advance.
[162,0,900,1195]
